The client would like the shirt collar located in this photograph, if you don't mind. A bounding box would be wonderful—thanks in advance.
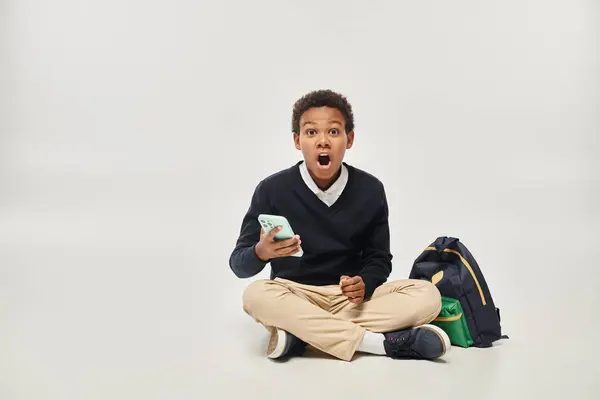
[299,160,348,196]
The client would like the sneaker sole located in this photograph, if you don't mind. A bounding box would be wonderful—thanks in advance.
[267,328,287,359]
[420,324,451,357]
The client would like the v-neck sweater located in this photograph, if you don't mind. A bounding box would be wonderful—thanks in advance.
[229,161,393,299]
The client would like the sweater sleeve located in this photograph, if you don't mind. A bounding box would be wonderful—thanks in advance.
[229,180,271,278]
[358,182,393,299]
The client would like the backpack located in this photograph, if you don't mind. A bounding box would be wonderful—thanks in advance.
[409,236,507,348]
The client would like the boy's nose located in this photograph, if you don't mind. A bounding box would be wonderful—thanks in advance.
[317,133,330,147]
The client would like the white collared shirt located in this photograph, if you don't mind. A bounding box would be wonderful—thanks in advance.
[299,161,348,207]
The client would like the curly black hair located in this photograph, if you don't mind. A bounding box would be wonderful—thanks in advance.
[291,89,355,134]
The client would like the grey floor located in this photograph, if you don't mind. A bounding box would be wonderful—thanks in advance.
[1,171,598,400]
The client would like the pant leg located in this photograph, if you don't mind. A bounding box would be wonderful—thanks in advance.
[330,279,442,332]
[242,278,365,361]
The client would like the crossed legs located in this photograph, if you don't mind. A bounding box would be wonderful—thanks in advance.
[242,277,442,361]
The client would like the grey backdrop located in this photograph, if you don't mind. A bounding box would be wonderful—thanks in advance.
[1,1,599,399]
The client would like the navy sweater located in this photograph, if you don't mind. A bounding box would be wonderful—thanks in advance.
[229,161,393,299]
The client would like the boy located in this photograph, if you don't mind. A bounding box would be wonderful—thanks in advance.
[229,89,449,362]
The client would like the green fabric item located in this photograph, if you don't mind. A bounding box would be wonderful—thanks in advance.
[431,296,474,348]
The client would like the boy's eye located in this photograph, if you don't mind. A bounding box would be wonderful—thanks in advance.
[306,129,317,135]
[330,129,339,135]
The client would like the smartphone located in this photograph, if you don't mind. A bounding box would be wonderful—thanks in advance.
[257,214,303,257]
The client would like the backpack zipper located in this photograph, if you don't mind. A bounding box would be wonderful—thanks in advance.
[425,247,487,306]
[434,313,463,322]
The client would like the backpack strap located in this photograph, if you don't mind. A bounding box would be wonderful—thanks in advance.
[497,307,510,340]
[433,236,460,253]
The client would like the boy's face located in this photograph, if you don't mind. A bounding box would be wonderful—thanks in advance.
[293,106,354,186]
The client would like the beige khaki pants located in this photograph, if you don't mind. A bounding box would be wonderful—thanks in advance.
[242,277,442,361]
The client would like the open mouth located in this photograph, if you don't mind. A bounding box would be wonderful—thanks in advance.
[317,153,331,168]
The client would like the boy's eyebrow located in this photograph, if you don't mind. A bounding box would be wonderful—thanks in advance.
[302,120,343,126]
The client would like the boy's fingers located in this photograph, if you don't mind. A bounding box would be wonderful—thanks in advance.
[266,226,282,240]
[274,236,300,249]
[287,246,301,255]
[275,245,301,256]
[340,276,360,287]
[342,283,363,293]
[269,226,282,236]
[342,289,364,298]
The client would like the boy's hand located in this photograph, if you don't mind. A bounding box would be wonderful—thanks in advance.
[340,275,365,303]
[254,226,302,262]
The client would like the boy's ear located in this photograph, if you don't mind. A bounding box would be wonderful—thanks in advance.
[346,131,355,149]
[293,132,301,150]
